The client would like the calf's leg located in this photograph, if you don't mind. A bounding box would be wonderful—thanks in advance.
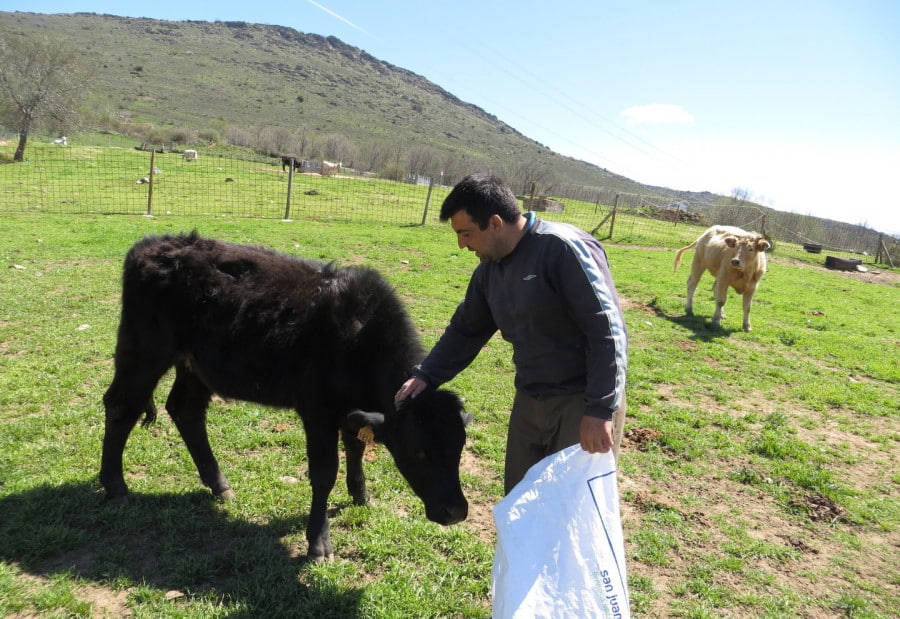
[100,358,171,500]
[165,363,233,499]
[341,429,370,506]
[302,416,341,560]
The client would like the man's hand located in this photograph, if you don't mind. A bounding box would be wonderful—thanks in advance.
[580,416,613,454]
[394,377,428,406]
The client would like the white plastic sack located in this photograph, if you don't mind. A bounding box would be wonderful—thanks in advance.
[492,445,630,619]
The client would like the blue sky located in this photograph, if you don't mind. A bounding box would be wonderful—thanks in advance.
[4,1,899,234]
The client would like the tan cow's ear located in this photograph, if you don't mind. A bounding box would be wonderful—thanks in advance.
[357,425,376,447]
[758,239,771,251]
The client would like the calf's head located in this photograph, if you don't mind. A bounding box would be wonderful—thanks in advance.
[725,235,770,270]
[347,389,471,525]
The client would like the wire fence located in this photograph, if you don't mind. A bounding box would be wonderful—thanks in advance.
[0,143,451,223]
[2,142,897,267]
[521,180,899,267]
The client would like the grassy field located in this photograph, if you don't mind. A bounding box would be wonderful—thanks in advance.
[0,213,897,618]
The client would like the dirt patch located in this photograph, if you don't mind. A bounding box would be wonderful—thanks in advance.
[459,448,499,547]
[619,457,895,618]
[623,426,662,450]
[791,493,846,523]
[618,296,656,313]
[11,569,132,618]
[616,375,899,617]
[77,583,133,618]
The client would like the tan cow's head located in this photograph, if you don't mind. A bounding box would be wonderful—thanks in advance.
[726,235,770,270]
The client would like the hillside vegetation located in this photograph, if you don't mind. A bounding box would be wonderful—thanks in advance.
[1,11,687,197]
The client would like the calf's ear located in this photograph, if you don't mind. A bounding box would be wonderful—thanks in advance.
[347,411,386,443]
[757,239,771,251]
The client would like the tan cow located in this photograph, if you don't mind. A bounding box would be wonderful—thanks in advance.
[674,225,770,331]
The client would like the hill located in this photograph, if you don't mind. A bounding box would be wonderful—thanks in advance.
[2,11,898,257]
[1,10,689,199]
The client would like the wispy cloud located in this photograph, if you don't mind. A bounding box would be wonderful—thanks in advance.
[622,104,695,126]
[306,0,370,35]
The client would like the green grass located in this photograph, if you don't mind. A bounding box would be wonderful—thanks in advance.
[1,212,898,617]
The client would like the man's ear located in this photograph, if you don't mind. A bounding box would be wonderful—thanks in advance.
[489,213,504,230]
[347,411,387,444]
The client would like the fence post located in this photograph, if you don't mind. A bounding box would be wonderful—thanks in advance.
[284,164,294,220]
[609,194,619,238]
[880,236,896,268]
[146,150,155,216]
[421,177,435,225]
[591,194,618,237]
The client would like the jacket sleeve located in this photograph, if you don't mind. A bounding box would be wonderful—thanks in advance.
[555,239,628,419]
[413,267,497,387]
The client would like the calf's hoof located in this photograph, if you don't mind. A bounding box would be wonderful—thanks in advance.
[306,535,334,562]
[351,490,371,507]
[215,488,236,501]
[105,493,130,506]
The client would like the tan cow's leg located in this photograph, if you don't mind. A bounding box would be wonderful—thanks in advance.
[741,286,756,331]
[712,269,730,326]
[685,257,705,316]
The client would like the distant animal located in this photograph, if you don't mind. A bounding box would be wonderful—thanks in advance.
[321,160,341,176]
[673,225,770,331]
[182,149,198,161]
[100,232,471,560]
[281,156,303,172]
[53,136,67,145]
[135,176,150,184]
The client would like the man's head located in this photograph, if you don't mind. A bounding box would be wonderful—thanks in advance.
[439,174,521,227]
[440,174,525,262]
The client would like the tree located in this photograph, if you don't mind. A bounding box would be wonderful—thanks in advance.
[321,133,351,163]
[406,144,438,177]
[0,32,85,162]
[731,186,753,204]
[508,158,558,196]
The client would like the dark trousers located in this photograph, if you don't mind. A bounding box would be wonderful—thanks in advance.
[504,390,625,494]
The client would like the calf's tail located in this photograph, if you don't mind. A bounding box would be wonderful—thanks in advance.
[140,401,158,428]
[673,241,697,271]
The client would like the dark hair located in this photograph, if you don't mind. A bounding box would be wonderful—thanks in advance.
[439,174,522,229]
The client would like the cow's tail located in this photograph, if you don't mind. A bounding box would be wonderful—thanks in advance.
[140,401,158,428]
[673,241,697,271]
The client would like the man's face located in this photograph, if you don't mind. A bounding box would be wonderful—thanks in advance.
[449,211,500,262]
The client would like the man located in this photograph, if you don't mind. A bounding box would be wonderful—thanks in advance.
[395,174,628,494]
